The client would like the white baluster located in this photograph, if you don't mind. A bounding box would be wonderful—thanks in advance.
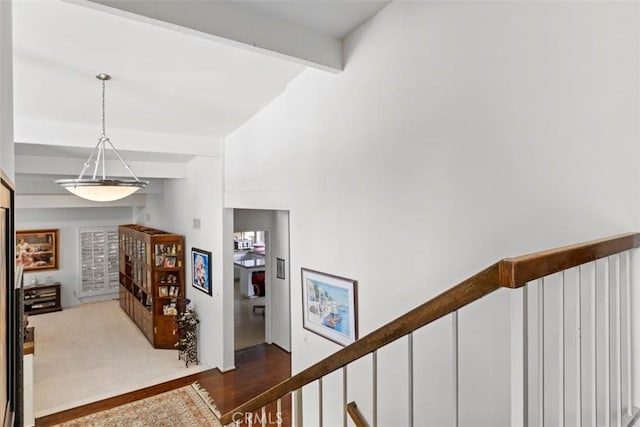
[276,398,282,427]
[510,285,528,427]
[408,332,414,427]
[602,258,611,427]
[319,378,323,427]
[294,388,303,427]
[622,250,632,417]
[453,311,459,427]
[372,350,378,427]
[591,262,597,427]
[577,266,583,427]
[611,255,622,427]
[560,271,565,427]
[343,366,347,427]
[539,278,545,427]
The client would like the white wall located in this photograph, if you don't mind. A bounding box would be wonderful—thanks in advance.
[0,0,14,181]
[225,2,639,425]
[234,208,291,351]
[271,210,290,350]
[16,206,134,307]
[136,155,226,369]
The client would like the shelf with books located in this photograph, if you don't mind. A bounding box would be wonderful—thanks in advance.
[24,282,62,315]
[119,224,184,349]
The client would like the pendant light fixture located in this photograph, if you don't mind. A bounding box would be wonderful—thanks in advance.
[55,73,148,202]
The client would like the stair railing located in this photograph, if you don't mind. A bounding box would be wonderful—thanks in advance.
[219,233,640,426]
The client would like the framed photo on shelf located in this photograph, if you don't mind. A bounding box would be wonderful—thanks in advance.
[276,257,286,280]
[191,247,212,296]
[16,229,59,272]
[163,256,177,268]
[158,286,168,297]
[301,268,358,346]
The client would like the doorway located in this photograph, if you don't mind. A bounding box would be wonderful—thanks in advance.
[231,209,291,357]
[234,229,267,349]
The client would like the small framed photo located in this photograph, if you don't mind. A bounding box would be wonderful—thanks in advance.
[163,256,177,268]
[192,247,212,296]
[301,268,358,346]
[158,286,168,297]
[16,229,59,272]
[276,257,286,280]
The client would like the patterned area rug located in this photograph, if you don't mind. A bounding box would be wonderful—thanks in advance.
[53,383,222,426]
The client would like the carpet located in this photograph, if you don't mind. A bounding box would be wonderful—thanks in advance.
[30,300,209,417]
[53,383,222,427]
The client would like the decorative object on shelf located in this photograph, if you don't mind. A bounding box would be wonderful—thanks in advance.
[276,257,286,280]
[301,268,359,346]
[55,73,148,202]
[175,299,199,367]
[155,244,180,267]
[191,247,212,296]
[16,229,59,272]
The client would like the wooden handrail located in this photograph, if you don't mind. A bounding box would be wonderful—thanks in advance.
[499,232,640,288]
[219,232,640,424]
[346,401,369,427]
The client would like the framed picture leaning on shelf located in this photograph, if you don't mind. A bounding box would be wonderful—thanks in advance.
[191,248,212,296]
[16,229,59,272]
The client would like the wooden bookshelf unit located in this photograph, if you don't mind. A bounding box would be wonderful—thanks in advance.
[118,224,185,349]
[23,283,62,315]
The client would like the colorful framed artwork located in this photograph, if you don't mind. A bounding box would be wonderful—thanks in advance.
[16,229,59,272]
[192,247,212,296]
[301,268,358,346]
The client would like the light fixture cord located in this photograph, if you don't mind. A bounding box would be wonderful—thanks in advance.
[101,79,107,137]
[73,74,144,183]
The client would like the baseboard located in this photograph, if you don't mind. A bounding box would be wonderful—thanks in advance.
[271,342,291,354]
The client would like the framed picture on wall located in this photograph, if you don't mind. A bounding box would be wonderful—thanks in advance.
[192,247,212,296]
[301,268,358,346]
[276,257,286,280]
[16,229,59,272]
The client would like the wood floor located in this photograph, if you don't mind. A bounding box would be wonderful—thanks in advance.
[36,343,291,426]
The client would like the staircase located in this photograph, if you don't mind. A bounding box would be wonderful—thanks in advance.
[220,233,640,426]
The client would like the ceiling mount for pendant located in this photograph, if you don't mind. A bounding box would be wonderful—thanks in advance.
[55,73,148,202]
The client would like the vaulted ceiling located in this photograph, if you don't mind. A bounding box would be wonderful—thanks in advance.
[12,0,390,177]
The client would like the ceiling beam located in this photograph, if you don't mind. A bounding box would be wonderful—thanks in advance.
[66,0,343,73]
[15,118,222,158]
[16,194,147,209]
[15,154,188,179]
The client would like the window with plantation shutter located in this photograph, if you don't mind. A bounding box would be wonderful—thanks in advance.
[79,226,119,297]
